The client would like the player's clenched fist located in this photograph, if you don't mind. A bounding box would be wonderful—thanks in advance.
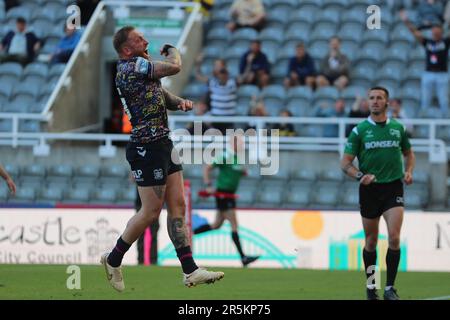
[403,171,413,185]
[178,99,193,112]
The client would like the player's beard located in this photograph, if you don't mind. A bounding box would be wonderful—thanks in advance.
[370,104,388,116]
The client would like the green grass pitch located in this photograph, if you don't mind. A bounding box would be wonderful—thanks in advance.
[0,265,449,300]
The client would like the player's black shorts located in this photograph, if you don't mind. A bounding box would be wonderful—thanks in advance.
[126,138,182,187]
[359,179,404,219]
[216,189,236,211]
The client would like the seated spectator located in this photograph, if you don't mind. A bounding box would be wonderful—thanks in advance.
[272,110,296,136]
[283,42,316,90]
[50,25,82,64]
[388,98,413,136]
[4,0,20,11]
[415,0,444,30]
[345,95,370,136]
[316,37,350,90]
[0,17,41,66]
[76,0,100,26]
[238,40,271,88]
[245,97,268,131]
[186,101,213,135]
[315,99,347,137]
[227,0,266,32]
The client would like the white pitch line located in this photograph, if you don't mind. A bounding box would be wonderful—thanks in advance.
[424,295,450,300]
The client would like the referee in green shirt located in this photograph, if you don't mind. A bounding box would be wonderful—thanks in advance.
[194,135,260,267]
[341,86,415,300]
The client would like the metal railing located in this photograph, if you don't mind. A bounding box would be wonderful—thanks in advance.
[0,116,448,163]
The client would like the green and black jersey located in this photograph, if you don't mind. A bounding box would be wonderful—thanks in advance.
[213,150,245,193]
[344,117,411,183]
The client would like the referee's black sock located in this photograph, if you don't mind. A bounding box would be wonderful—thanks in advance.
[194,224,212,234]
[176,246,198,274]
[363,248,377,287]
[386,248,401,288]
[108,236,131,267]
[232,232,245,259]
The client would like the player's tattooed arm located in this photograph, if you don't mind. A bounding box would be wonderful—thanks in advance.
[167,217,190,249]
[162,88,193,112]
[152,46,182,79]
[152,185,166,199]
[162,88,183,110]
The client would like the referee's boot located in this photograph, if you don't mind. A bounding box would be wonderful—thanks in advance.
[100,252,125,292]
[242,256,260,267]
[366,288,380,300]
[183,267,225,288]
[383,287,400,300]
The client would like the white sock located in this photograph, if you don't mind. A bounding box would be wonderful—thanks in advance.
[367,284,376,290]
[385,286,392,291]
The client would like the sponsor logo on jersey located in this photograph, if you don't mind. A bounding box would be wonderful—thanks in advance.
[365,140,400,150]
[396,196,404,204]
[153,168,164,180]
[134,57,149,75]
[366,129,374,138]
[390,129,400,138]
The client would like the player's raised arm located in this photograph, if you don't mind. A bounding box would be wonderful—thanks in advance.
[152,44,182,79]
[399,10,424,43]
[162,88,193,112]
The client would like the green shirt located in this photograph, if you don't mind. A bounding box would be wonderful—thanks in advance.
[213,150,245,192]
[344,117,411,183]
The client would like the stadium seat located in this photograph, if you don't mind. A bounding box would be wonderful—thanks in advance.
[12,79,41,100]
[351,65,376,88]
[0,187,8,202]
[383,43,410,64]
[286,99,310,117]
[374,65,404,89]
[310,186,339,209]
[0,81,13,101]
[0,62,22,82]
[284,25,310,45]
[19,120,40,132]
[361,28,389,47]
[338,22,364,43]
[91,188,117,204]
[9,187,35,203]
[283,187,311,209]
[223,44,248,60]
[237,85,260,99]
[292,169,317,181]
[340,86,367,104]
[267,7,290,25]
[313,87,340,107]
[341,8,367,24]
[270,60,289,84]
[314,10,340,26]
[390,24,416,46]
[64,188,90,203]
[298,0,322,10]
[0,119,12,132]
[287,87,313,104]
[30,19,53,39]
[182,82,208,100]
[308,40,329,60]
[3,96,33,113]
[255,186,283,208]
[260,85,285,101]
[288,8,316,24]
[116,187,136,205]
[38,187,63,202]
[230,28,258,45]
[409,46,426,64]
[320,169,344,182]
[310,23,337,42]
[6,6,33,22]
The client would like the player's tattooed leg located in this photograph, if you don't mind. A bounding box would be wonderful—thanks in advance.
[167,217,190,249]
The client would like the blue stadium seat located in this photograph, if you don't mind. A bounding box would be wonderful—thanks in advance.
[206,27,231,43]
[0,81,13,101]
[182,82,208,100]
[267,7,290,25]
[259,27,284,44]
[0,62,22,81]
[322,0,349,9]
[284,24,310,44]
[298,0,322,9]
[3,96,33,113]
[0,119,12,132]
[338,22,364,43]
[310,24,337,42]
[223,44,248,60]
[375,65,404,89]
[341,8,367,24]
[287,86,313,102]
[286,99,311,117]
[12,80,41,100]
[339,40,358,62]
[351,64,376,88]
[310,186,339,209]
[283,187,311,209]
[292,169,317,181]
[6,6,33,22]
[383,44,410,64]
[230,28,258,45]
[308,40,329,60]
[288,8,316,24]
[65,188,90,203]
[237,85,260,98]
[361,28,389,47]
[30,19,53,38]
[313,87,339,106]
[260,84,285,100]
[340,86,367,104]
[355,43,384,67]
[390,24,416,46]
[409,46,426,64]
[19,120,40,132]
[10,187,35,203]
[38,187,63,202]
[270,60,289,83]
[314,10,340,26]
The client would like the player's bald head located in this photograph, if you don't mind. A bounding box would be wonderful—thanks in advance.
[113,26,135,54]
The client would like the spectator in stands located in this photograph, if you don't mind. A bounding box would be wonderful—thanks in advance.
[0,163,16,196]
[245,97,268,131]
[388,98,413,136]
[415,0,444,30]
[76,0,100,26]
[401,11,450,117]
[315,98,347,137]
[316,37,350,90]
[50,25,82,64]
[445,1,450,28]
[283,42,316,90]
[271,110,296,136]
[4,0,20,11]
[227,0,266,32]
[239,40,271,88]
[0,17,41,66]
[195,54,227,83]
[346,95,370,136]
[186,101,213,135]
